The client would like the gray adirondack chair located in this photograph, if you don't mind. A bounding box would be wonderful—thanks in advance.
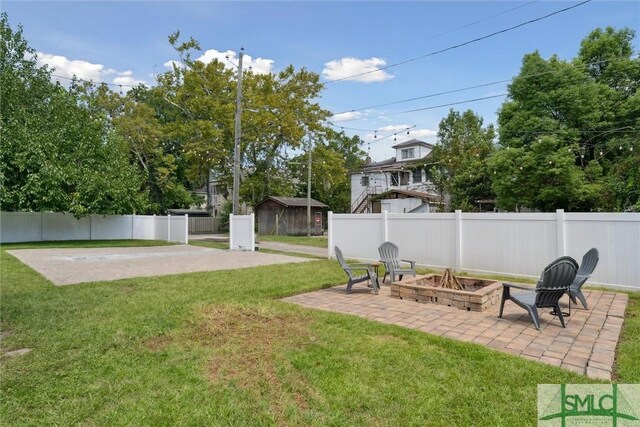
[568,248,599,309]
[334,246,379,294]
[499,256,578,330]
[378,241,417,283]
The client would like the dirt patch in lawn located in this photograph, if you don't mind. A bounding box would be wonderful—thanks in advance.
[188,305,321,422]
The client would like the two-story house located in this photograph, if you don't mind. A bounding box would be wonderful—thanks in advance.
[350,139,441,213]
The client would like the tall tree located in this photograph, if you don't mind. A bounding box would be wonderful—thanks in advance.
[430,109,496,211]
[493,27,639,211]
[0,14,147,216]
[157,32,330,209]
[290,130,367,212]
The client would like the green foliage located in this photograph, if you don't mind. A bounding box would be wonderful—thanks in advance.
[291,130,366,212]
[157,33,331,209]
[494,26,639,211]
[217,199,233,232]
[0,14,147,216]
[431,109,496,211]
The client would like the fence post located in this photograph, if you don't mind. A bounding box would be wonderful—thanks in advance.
[40,211,44,242]
[153,214,156,240]
[250,213,255,251]
[89,215,93,241]
[167,214,171,242]
[229,214,234,250]
[382,210,388,242]
[185,214,189,244]
[556,209,565,257]
[327,211,333,258]
[454,210,462,272]
[131,214,135,240]
[275,214,279,235]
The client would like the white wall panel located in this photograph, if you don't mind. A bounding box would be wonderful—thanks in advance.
[91,215,133,240]
[328,211,640,291]
[1,212,42,243]
[43,213,90,241]
[387,213,456,269]
[331,213,384,261]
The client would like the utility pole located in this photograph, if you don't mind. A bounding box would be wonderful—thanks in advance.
[232,48,244,215]
[307,130,312,237]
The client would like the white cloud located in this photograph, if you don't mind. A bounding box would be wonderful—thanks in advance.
[163,49,275,74]
[322,57,394,83]
[163,60,184,70]
[112,70,146,88]
[37,52,104,82]
[330,111,363,122]
[198,49,274,75]
[36,52,146,92]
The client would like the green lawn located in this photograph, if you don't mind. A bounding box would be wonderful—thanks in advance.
[259,234,328,248]
[1,241,638,425]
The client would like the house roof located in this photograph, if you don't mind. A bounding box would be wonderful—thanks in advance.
[374,188,442,203]
[391,139,434,149]
[256,196,328,209]
[354,150,433,174]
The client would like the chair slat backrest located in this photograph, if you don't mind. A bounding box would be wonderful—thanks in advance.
[577,248,599,277]
[378,241,400,269]
[535,256,578,307]
[570,248,599,292]
[334,246,353,279]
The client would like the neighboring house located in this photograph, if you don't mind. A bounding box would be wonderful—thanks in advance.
[256,196,328,236]
[350,139,442,213]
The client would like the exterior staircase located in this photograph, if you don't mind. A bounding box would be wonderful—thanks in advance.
[351,186,381,213]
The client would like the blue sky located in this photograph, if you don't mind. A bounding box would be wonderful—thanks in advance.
[4,1,639,161]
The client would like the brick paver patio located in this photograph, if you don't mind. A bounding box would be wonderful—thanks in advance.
[284,282,628,380]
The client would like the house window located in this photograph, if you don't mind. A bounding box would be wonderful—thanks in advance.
[390,172,399,186]
[401,148,415,159]
[412,169,422,183]
[400,172,409,185]
[360,175,369,186]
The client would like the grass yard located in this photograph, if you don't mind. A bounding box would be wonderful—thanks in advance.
[1,241,638,425]
[259,234,328,248]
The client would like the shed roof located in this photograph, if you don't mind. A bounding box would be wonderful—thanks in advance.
[256,196,328,209]
[166,209,211,216]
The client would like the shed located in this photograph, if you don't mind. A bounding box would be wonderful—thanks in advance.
[255,196,328,236]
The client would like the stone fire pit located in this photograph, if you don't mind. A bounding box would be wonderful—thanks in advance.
[390,274,502,311]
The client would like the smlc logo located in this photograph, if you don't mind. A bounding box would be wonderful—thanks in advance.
[538,384,640,426]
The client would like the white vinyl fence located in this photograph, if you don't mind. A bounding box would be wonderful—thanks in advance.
[229,214,255,251]
[0,212,189,244]
[328,210,640,291]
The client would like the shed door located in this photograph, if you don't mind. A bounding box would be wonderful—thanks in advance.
[314,212,322,229]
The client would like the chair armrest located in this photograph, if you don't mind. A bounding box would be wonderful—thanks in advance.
[570,274,590,289]
[343,265,368,271]
[401,259,416,269]
[502,282,535,291]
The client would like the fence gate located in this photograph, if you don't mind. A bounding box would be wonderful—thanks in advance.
[229,214,255,251]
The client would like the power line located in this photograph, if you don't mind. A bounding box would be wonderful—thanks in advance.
[332,58,621,115]
[326,0,591,84]
[423,1,539,42]
[392,93,508,115]
[50,73,140,88]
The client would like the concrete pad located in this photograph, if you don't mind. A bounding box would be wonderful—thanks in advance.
[7,245,311,285]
